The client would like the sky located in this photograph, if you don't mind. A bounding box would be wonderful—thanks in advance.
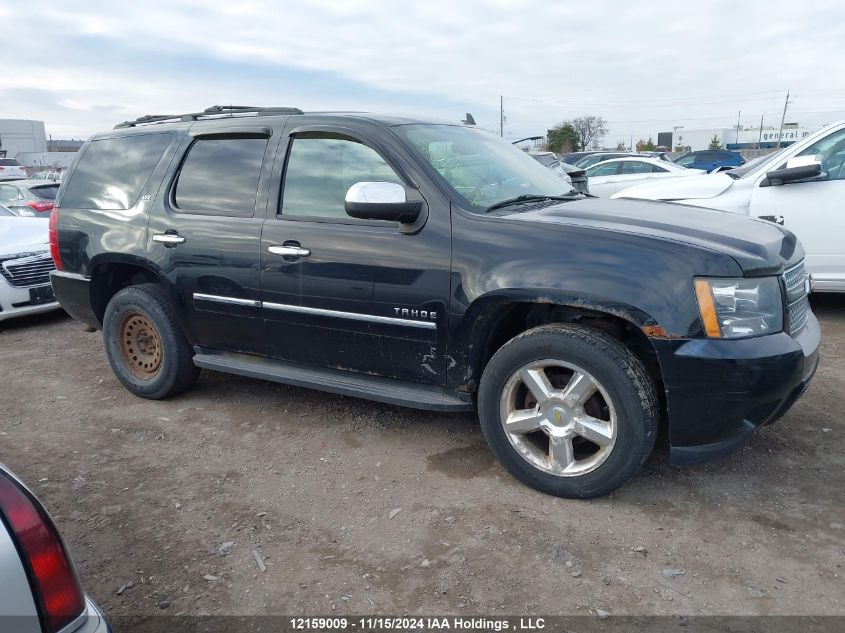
[2,0,845,146]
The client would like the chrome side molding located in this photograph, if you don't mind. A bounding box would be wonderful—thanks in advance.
[192,293,436,329]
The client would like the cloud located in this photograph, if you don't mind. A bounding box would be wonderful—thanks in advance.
[1,0,844,140]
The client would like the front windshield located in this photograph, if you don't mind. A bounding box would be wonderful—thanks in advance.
[727,147,789,179]
[394,124,574,210]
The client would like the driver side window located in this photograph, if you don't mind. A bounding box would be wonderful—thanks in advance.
[281,134,403,219]
[797,128,845,181]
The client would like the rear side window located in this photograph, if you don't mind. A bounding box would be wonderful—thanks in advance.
[620,161,653,174]
[29,185,59,200]
[60,133,171,210]
[173,137,268,216]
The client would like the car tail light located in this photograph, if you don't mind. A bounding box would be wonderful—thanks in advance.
[27,201,54,213]
[0,471,85,632]
[49,206,63,271]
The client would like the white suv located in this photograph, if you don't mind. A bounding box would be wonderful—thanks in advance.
[614,120,845,292]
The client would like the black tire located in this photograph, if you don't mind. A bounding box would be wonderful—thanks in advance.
[103,283,200,399]
[478,324,658,498]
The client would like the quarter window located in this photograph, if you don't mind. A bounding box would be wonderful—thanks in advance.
[174,137,268,216]
[281,134,403,219]
[60,133,171,210]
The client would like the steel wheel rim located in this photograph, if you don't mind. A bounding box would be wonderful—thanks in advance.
[118,310,163,379]
[499,359,617,477]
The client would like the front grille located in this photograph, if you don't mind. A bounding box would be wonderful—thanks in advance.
[783,261,810,335]
[0,252,55,288]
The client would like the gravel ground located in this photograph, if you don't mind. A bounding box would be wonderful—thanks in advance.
[0,296,843,620]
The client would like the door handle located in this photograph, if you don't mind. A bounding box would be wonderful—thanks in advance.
[152,232,186,246]
[758,215,785,225]
[268,245,311,258]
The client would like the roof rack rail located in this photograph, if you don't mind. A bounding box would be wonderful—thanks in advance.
[114,105,304,129]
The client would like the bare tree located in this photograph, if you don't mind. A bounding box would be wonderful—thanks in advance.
[571,115,609,150]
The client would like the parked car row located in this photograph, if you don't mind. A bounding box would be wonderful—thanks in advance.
[614,120,845,292]
[0,180,60,218]
[527,151,590,194]
[583,156,705,197]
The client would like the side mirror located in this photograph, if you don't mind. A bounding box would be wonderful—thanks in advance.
[345,182,421,223]
[764,154,823,186]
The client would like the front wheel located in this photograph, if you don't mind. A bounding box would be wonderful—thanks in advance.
[103,284,200,399]
[478,324,658,498]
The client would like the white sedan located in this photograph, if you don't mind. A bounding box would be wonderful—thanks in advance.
[0,216,61,321]
[584,157,706,197]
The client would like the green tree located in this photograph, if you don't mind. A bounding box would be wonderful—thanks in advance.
[708,134,722,149]
[547,122,580,154]
[636,137,656,151]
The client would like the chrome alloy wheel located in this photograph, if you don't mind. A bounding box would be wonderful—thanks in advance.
[498,360,617,477]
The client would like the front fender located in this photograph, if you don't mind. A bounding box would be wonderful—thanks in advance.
[447,211,745,391]
[446,288,663,392]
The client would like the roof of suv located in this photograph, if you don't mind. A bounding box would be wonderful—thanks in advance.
[112,105,455,131]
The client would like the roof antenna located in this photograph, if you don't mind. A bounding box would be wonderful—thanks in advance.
[462,113,476,126]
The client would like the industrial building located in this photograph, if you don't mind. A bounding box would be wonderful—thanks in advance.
[0,119,80,170]
[657,122,820,151]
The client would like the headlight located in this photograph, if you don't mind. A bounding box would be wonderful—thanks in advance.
[694,277,783,338]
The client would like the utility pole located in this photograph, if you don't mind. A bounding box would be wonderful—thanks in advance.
[757,114,764,149]
[777,90,790,148]
[499,96,503,138]
[736,110,741,145]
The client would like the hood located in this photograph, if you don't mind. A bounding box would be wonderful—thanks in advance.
[504,197,801,275]
[610,172,734,201]
[0,217,50,258]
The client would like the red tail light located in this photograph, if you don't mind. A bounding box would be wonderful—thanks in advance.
[0,471,85,632]
[48,206,63,271]
[27,201,54,213]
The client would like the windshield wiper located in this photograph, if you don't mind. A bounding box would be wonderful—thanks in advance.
[485,192,580,213]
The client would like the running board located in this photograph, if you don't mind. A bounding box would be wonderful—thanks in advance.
[192,348,473,412]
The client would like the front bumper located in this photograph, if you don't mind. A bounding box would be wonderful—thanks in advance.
[652,312,821,466]
[0,280,61,322]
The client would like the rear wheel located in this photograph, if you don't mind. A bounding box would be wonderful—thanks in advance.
[478,324,658,498]
[103,284,200,399]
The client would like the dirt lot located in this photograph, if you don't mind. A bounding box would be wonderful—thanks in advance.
[1,297,844,620]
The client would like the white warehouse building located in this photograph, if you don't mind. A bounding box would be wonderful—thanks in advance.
[0,119,79,169]
[661,123,820,151]
[0,119,48,157]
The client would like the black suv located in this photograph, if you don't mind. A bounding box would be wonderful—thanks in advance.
[50,105,820,498]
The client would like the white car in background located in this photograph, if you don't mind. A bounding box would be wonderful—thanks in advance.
[0,216,61,321]
[0,158,28,181]
[584,157,705,197]
[613,120,845,292]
